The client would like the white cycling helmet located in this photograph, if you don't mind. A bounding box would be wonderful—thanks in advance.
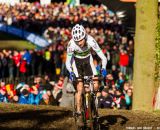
[71,24,86,42]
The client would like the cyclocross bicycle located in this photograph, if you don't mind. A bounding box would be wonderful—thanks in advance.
[73,76,101,130]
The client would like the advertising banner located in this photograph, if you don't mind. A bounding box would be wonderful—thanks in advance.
[0,23,49,47]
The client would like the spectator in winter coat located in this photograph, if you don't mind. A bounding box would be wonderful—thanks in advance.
[111,65,119,81]
[22,49,31,65]
[0,86,8,103]
[119,49,129,75]
[112,88,126,109]
[28,85,42,105]
[19,59,27,79]
[123,82,130,94]
[22,49,32,77]
[44,49,52,76]
[60,50,67,76]
[105,74,115,89]
[12,51,21,77]
[60,77,75,108]
[8,54,14,82]
[116,72,125,91]
[6,84,19,103]
[15,82,25,96]
[125,88,132,109]
[18,89,29,104]
[98,88,113,108]
[52,83,62,106]
[0,53,8,79]
[39,90,54,105]
[111,45,119,68]
[5,84,16,101]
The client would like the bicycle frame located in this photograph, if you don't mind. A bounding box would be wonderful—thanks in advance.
[73,76,100,130]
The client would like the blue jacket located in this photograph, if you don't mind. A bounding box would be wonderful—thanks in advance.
[28,93,42,105]
[22,51,31,64]
[98,95,113,108]
[0,94,8,103]
[125,94,131,105]
[18,95,29,104]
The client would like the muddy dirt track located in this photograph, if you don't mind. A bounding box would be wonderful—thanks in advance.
[0,103,160,130]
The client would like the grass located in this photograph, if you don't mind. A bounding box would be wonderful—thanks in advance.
[0,40,36,50]
[0,31,36,50]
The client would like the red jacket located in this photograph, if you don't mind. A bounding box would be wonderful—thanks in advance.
[19,60,27,73]
[119,53,129,66]
[13,54,21,67]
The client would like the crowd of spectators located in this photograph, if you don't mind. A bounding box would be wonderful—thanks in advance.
[98,73,133,110]
[0,47,66,83]
[0,75,65,106]
[0,73,133,110]
[0,2,134,109]
[0,47,133,109]
[0,2,121,34]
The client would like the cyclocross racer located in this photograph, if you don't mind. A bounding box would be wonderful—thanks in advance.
[66,24,107,126]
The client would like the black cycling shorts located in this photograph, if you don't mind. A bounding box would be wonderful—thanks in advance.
[73,56,93,78]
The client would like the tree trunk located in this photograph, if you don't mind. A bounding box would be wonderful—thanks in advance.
[154,86,160,109]
[133,0,158,111]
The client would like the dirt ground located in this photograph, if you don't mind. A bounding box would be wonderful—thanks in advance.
[0,103,160,130]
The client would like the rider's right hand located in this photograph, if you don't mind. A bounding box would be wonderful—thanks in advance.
[69,72,76,81]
